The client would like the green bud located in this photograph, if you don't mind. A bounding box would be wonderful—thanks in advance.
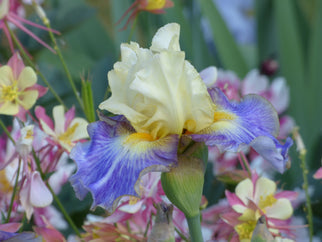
[81,78,96,123]
[161,142,207,218]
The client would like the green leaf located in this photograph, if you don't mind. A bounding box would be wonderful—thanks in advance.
[81,79,96,123]
[198,0,248,77]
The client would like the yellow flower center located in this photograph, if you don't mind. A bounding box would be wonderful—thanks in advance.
[213,111,236,122]
[124,132,155,145]
[58,123,79,146]
[258,194,277,210]
[1,82,19,102]
[235,220,256,240]
[0,170,12,193]
[145,0,166,10]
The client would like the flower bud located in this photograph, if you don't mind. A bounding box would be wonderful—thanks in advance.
[161,142,207,218]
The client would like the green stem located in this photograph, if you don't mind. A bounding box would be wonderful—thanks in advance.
[32,150,81,237]
[6,159,21,223]
[186,214,203,242]
[293,128,313,241]
[0,119,15,144]
[44,21,84,111]
[47,183,81,237]
[300,152,314,241]
[5,21,66,109]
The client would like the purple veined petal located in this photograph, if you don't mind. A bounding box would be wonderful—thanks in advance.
[191,87,292,173]
[69,116,179,214]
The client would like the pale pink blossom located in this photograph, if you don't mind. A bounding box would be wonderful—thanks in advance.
[19,171,53,220]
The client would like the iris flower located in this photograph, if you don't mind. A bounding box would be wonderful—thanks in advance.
[70,23,292,214]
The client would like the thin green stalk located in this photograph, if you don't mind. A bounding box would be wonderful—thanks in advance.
[293,128,313,241]
[43,21,84,110]
[175,227,189,242]
[300,152,313,242]
[5,21,66,109]
[186,214,203,242]
[47,183,81,237]
[0,119,15,144]
[6,159,21,223]
[32,150,81,237]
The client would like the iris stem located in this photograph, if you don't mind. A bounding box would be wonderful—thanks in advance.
[43,21,84,111]
[6,159,21,223]
[32,149,81,237]
[5,21,66,109]
[186,213,203,242]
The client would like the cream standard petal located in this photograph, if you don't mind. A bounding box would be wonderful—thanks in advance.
[100,25,214,138]
[129,50,213,138]
[150,23,180,52]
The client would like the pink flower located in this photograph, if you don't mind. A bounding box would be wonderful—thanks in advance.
[222,173,297,241]
[0,0,59,53]
[0,53,47,121]
[313,167,322,179]
[35,105,88,153]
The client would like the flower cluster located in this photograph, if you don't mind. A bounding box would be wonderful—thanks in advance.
[0,0,317,240]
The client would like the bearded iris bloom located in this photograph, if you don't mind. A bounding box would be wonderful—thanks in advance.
[70,23,292,214]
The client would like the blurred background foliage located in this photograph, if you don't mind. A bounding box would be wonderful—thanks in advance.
[1,0,321,237]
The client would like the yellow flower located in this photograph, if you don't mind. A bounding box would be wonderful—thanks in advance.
[0,54,43,119]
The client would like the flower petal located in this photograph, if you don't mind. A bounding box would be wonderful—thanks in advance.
[0,66,14,86]
[250,136,293,173]
[254,177,276,204]
[19,90,38,110]
[235,178,253,206]
[30,171,53,207]
[53,105,66,134]
[17,67,37,90]
[265,198,293,220]
[0,101,19,115]
[7,53,25,80]
[70,117,179,213]
[150,23,180,52]
[191,88,292,173]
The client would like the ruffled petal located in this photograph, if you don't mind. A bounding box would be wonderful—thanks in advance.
[191,88,292,173]
[70,116,178,213]
[150,23,180,52]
